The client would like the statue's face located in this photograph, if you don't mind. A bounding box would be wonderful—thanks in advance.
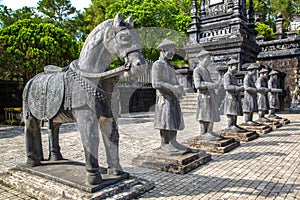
[249,69,257,75]
[162,48,175,60]
[202,54,211,66]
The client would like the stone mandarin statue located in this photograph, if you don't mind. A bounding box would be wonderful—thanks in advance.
[268,70,282,118]
[243,64,259,125]
[193,49,223,141]
[223,59,245,132]
[255,68,271,122]
[152,39,195,155]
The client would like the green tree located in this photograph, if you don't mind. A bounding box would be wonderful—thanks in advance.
[0,5,41,28]
[255,22,275,40]
[0,19,79,85]
[37,0,80,39]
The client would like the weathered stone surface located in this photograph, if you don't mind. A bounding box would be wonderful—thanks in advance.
[256,121,282,130]
[268,117,290,125]
[0,160,154,200]
[184,137,240,154]
[219,130,259,142]
[132,152,211,175]
[239,124,272,134]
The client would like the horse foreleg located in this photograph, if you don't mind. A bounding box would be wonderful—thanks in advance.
[99,117,123,175]
[48,120,63,161]
[73,108,102,185]
[25,114,43,166]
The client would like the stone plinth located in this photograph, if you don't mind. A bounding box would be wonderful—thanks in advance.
[257,121,282,129]
[132,151,211,175]
[219,130,259,142]
[0,160,154,200]
[268,117,290,125]
[184,137,240,154]
[239,123,272,134]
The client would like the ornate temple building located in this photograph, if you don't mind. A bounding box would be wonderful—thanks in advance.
[183,0,300,110]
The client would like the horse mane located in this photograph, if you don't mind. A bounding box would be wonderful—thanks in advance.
[79,19,113,61]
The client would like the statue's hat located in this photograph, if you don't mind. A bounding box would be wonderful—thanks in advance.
[227,59,239,65]
[247,64,259,70]
[259,68,268,74]
[157,39,176,50]
[269,70,279,76]
[196,49,211,58]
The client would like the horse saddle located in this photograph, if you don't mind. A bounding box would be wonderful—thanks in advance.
[27,72,65,120]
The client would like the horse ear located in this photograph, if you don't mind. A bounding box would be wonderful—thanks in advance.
[114,13,125,27]
[125,16,134,27]
[104,27,116,41]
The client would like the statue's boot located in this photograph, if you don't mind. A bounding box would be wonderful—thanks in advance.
[229,125,247,133]
[87,169,102,185]
[155,130,198,156]
[107,167,125,176]
[245,121,260,126]
[257,117,272,122]
[200,132,223,141]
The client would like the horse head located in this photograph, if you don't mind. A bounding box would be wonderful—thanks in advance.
[103,14,146,77]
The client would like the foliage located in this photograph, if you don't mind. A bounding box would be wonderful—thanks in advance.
[37,0,80,39]
[105,0,191,33]
[0,19,80,86]
[75,0,116,39]
[255,23,275,40]
[0,5,41,28]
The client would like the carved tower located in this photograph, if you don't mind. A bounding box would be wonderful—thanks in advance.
[185,0,259,71]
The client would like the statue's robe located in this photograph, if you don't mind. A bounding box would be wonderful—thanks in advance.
[193,66,220,122]
[243,73,258,113]
[223,71,243,116]
[152,60,184,131]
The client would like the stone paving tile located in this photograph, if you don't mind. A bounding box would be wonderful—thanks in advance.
[0,112,300,199]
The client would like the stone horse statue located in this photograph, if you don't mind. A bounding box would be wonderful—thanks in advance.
[22,14,146,185]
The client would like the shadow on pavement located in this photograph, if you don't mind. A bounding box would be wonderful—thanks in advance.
[125,166,299,198]
[212,151,287,162]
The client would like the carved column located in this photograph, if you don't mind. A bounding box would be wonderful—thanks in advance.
[187,0,200,44]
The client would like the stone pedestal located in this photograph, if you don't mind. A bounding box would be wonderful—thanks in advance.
[0,160,154,200]
[132,151,211,174]
[268,117,290,125]
[239,123,272,134]
[257,121,282,129]
[184,137,240,154]
[219,130,259,142]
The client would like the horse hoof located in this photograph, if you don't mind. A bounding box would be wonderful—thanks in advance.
[26,159,41,167]
[49,152,63,161]
[87,171,102,185]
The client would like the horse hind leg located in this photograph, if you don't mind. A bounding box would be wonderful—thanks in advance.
[48,120,63,161]
[25,114,43,167]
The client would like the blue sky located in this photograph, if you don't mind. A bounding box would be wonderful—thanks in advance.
[0,0,91,11]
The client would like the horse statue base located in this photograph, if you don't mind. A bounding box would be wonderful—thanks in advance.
[0,160,155,200]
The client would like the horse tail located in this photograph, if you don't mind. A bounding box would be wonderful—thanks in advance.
[22,79,34,120]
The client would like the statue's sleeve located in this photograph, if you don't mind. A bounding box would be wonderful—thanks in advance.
[244,75,256,93]
[223,73,239,91]
[193,67,217,90]
[152,61,177,94]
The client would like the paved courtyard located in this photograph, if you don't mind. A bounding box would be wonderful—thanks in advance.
[0,112,299,199]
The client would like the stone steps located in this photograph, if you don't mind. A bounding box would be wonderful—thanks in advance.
[180,93,197,113]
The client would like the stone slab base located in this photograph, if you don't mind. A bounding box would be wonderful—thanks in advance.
[239,124,272,134]
[268,117,290,125]
[219,130,259,142]
[184,137,240,154]
[132,151,211,174]
[257,121,282,129]
[0,160,154,200]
